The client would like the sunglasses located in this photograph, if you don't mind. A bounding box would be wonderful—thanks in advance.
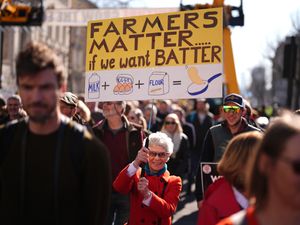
[279,156,300,175]
[223,105,241,113]
[165,121,177,125]
[148,151,169,158]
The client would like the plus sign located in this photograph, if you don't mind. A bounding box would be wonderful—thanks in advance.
[102,82,109,90]
[135,80,144,89]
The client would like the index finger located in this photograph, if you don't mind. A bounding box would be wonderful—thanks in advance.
[142,147,149,154]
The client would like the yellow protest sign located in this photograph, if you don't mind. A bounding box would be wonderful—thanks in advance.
[85,8,223,101]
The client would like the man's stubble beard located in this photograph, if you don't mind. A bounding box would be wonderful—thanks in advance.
[229,117,242,128]
[28,104,57,124]
[103,109,117,119]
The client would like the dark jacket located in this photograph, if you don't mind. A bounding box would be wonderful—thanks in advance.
[93,116,146,179]
[167,133,190,178]
[186,112,214,158]
[181,121,196,150]
[195,119,261,201]
[0,118,111,225]
[201,119,261,162]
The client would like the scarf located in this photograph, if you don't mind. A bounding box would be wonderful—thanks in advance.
[144,163,167,176]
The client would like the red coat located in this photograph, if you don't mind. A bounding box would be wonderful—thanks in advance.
[113,165,182,225]
[197,177,242,225]
[216,207,259,225]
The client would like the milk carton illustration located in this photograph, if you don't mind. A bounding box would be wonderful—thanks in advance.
[148,72,169,96]
[88,73,100,99]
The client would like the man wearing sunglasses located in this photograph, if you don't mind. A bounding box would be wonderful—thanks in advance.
[195,93,260,208]
[93,101,146,225]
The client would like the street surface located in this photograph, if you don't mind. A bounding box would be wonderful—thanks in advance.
[173,179,198,225]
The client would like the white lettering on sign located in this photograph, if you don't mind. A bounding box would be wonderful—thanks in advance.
[210,175,222,183]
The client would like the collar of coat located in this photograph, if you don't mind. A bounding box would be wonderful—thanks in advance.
[144,163,167,176]
[138,167,171,184]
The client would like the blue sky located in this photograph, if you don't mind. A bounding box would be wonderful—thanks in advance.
[127,0,300,92]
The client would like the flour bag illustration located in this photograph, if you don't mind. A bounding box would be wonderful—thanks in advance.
[148,72,169,96]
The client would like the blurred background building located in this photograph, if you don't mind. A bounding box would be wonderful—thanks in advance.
[0,0,174,98]
[1,0,97,96]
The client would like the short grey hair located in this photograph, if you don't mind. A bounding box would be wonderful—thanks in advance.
[148,132,174,155]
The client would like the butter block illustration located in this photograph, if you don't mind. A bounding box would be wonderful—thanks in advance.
[187,66,205,85]
[148,72,169,96]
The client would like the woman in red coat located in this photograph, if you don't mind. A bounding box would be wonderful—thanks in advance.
[197,131,262,225]
[217,113,300,225]
[113,132,182,225]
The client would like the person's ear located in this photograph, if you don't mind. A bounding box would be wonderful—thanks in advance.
[242,108,247,116]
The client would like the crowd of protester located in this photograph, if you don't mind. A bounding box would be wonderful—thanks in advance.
[0,91,278,133]
[1,41,300,225]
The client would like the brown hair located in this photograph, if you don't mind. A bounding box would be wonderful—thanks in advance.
[246,112,300,209]
[16,41,66,87]
[218,131,263,192]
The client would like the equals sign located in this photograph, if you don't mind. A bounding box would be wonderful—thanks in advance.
[173,80,181,85]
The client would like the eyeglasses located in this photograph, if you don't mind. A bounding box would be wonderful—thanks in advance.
[279,156,300,175]
[223,105,241,113]
[148,151,169,158]
[165,121,177,125]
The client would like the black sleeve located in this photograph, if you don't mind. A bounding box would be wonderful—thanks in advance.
[177,135,190,162]
[194,129,214,201]
[194,163,203,201]
[200,129,214,163]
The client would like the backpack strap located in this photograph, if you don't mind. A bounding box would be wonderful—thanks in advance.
[69,121,85,225]
[54,118,85,225]
[69,121,85,177]
[53,121,67,225]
